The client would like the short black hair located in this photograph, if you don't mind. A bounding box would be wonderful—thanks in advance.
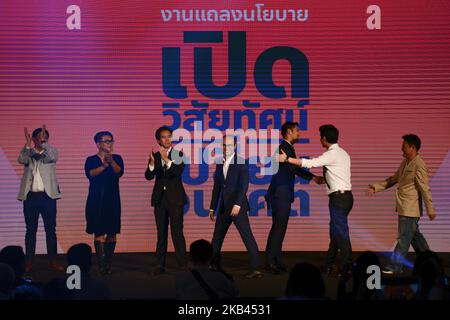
[189,239,213,264]
[285,263,325,299]
[402,134,421,151]
[94,131,113,143]
[32,128,49,139]
[0,246,25,278]
[67,243,92,273]
[319,124,339,144]
[281,122,299,138]
[155,126,172,140]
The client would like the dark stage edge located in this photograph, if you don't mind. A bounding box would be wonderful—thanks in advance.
[25,251,450,300]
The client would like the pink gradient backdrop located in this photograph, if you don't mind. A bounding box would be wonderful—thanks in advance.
[0,1,449,253]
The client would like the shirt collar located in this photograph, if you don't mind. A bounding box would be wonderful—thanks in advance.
[328,143,339,150]
[164,147,172,155]
[33,148,45,155]
[224,152,235,163]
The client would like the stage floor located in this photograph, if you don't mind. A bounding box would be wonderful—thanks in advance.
[25,251,450,300]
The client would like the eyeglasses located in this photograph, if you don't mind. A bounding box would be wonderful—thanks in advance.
[100,140,114,144]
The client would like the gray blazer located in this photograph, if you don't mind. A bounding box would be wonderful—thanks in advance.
[17,143,61,201]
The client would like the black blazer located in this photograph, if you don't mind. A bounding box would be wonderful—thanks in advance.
[209,155,250,215]
[145,149,187,207]
[266,140,314,203]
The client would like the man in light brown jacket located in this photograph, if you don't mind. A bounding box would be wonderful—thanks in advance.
[367,134,436,274]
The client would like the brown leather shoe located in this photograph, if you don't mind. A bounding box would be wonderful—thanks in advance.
[49,261,65,272]
[25,261,33,273]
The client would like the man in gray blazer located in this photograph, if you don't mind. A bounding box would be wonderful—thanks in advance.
[17,126,63,272]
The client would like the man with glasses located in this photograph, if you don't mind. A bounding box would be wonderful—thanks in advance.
[18,125,64,272]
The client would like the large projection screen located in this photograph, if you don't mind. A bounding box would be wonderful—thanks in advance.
[0,1,449,253]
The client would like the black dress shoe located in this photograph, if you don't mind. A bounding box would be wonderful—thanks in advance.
[322,266,333,277]
[338,270,352,278]
[245,270,264,279]
[276,264,288,273]
[264,264,281,274]
[177,266,190,273]
[151,266,165,276]
[209,264,220,272]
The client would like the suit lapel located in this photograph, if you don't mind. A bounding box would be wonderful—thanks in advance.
[281,140,296,158]
[217,163,225,183]
[155,152,163,171]
[224,155,237,184]
[224,163,232,184]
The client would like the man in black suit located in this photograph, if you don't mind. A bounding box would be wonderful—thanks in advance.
[145,126,187,275]
[209,135,263,279]
[265,122,322,274]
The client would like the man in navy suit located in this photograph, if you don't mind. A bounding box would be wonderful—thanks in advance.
[209,135,263,279]
[265,122,322,274]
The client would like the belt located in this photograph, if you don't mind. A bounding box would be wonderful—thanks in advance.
[328,190,352,197]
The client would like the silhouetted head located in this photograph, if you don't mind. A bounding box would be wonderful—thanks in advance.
[0,262,15,295]
[189,239,213,266]
[285,263,325,299]
[0,246,26,280]
[413,250,445,299]
[67,243,92,273]
[352,251,381,289]
[10,283,42,300]
[43,277,74,300]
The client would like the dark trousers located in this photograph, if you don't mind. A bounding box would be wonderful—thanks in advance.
[265,198,291,266]
[154,193,187,269]
[211,207,261,269]
[390,216,429,272]
[325,191,354,273]
[23,191,57,261]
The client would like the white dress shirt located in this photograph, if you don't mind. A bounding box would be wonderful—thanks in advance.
[301,143,352,194]
[223,152,241,210]
[31,148,45,192]
[209,152,241,212]
[223,152,235,179]
[148,147,173,191]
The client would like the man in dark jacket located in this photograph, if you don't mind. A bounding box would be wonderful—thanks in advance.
[209,135,263,279]
[265,122,322,274]
[145,126,187,275]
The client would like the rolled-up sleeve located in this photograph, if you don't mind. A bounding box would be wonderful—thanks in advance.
[301,151,334,168]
